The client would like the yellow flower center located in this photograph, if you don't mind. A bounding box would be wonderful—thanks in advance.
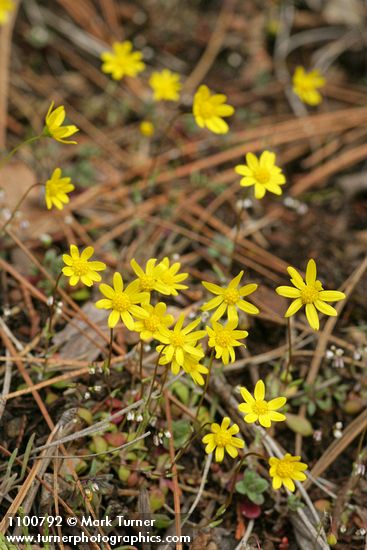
[144,314,161,332]
[215,329,232,348]
[252,400,269,415]
[215,431,231,447]
[199,101,215,119]
[276,460,294,479]
[71,259,90,276]
[254,168,270,184]
[111,293,131,312]
[170,332,185,347]
[46,182,60,198]
[300,281,322,304]
[140,275,155,291]
[223,288,240,305]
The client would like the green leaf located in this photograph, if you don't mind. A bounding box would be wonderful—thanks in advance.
[171,381,190,405]
[285,413,313,436]
[171,419,192,449]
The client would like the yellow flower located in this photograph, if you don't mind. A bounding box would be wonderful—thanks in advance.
[193,85,234,134]
[159,343,205,377]
[149,69,182,102]
[130,258,165,292]
[139,120,155,137]
[95,273,149,329]
[43,102,79,144]
[101,41,145,80]
[206,319,248,365]
[45,168,75,210]
[235,151,286,199]
[268,454,307,492]
[62,245,106,287]
[202,271,259,323]
[133,302,174,341]
[275,259,345,331]
[0,0,14,25]
[156,313,206,369]
[182,354,208,386]
[156,257,189,296]
[238,380,287,428]
[292,66,325,106]
[202,417,244,462]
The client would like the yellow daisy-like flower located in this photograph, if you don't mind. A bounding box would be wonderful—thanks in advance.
[156,313,206,369]
[193,84,234,134]
[268,454,308,492]
[275,259,346,331]
[156,257,189,296]
[182,354,208,386]
[206,319,248,365]
[202,417,244,462]
[235,151,286,199]
[238,380,287,428]
[202,271,259,323]
[95,273,149,330]
[0,0,14,25]
[133,302,174,341]
[149,69,182,102]
[159,343,205,377]
[292,66,326,106]
[43,102,79,144]
[62,245,106,287]
[139,120,155,137]
[45,168,75,210]
[130,258,165,293]
[101,41,145,80]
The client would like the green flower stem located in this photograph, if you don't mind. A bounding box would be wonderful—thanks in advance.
[105,328,114,374]
[139,339,144,381]
[282,316,293,388]
[195,349,214,421]
[43,271,63,372]
[0,135,42,169]
[145,347,165,412]
[0,182,42,234]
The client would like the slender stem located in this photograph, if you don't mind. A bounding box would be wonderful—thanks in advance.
[0,182,42,234]
[145,348,164,412]
[195,349,214,421]
[282,316,293,387]
[228,200,245,273]
[43,271,63,372]
[139,339,144,381]
[105,328,114,374]
[0,135,42,169]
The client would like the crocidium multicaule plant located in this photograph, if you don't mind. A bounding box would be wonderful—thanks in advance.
[156,257,189,296]
[160,344,208,384]
[156,313,206,369]
[235,151,286,200]
[100,41,145,80]
[95,273,149,330]
[292,66,325,106]
[206,319,248,365]
[62,245,106,287]
[268,454,308,492]
[202,417,244,462]
[45,168,75,210]
[0,0,14,24]
[202,271,259,323]
[139,120,155,137]
[238,380,287,428]
[149,69,182,102]
[43,102,79,144]
[193,84,234,134]
[133,302,174,341]
[276,258,346,331]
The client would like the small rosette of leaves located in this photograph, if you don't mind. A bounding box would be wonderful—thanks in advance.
[235,469,269,505]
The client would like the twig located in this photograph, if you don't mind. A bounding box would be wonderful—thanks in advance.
[181,453,212,528]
